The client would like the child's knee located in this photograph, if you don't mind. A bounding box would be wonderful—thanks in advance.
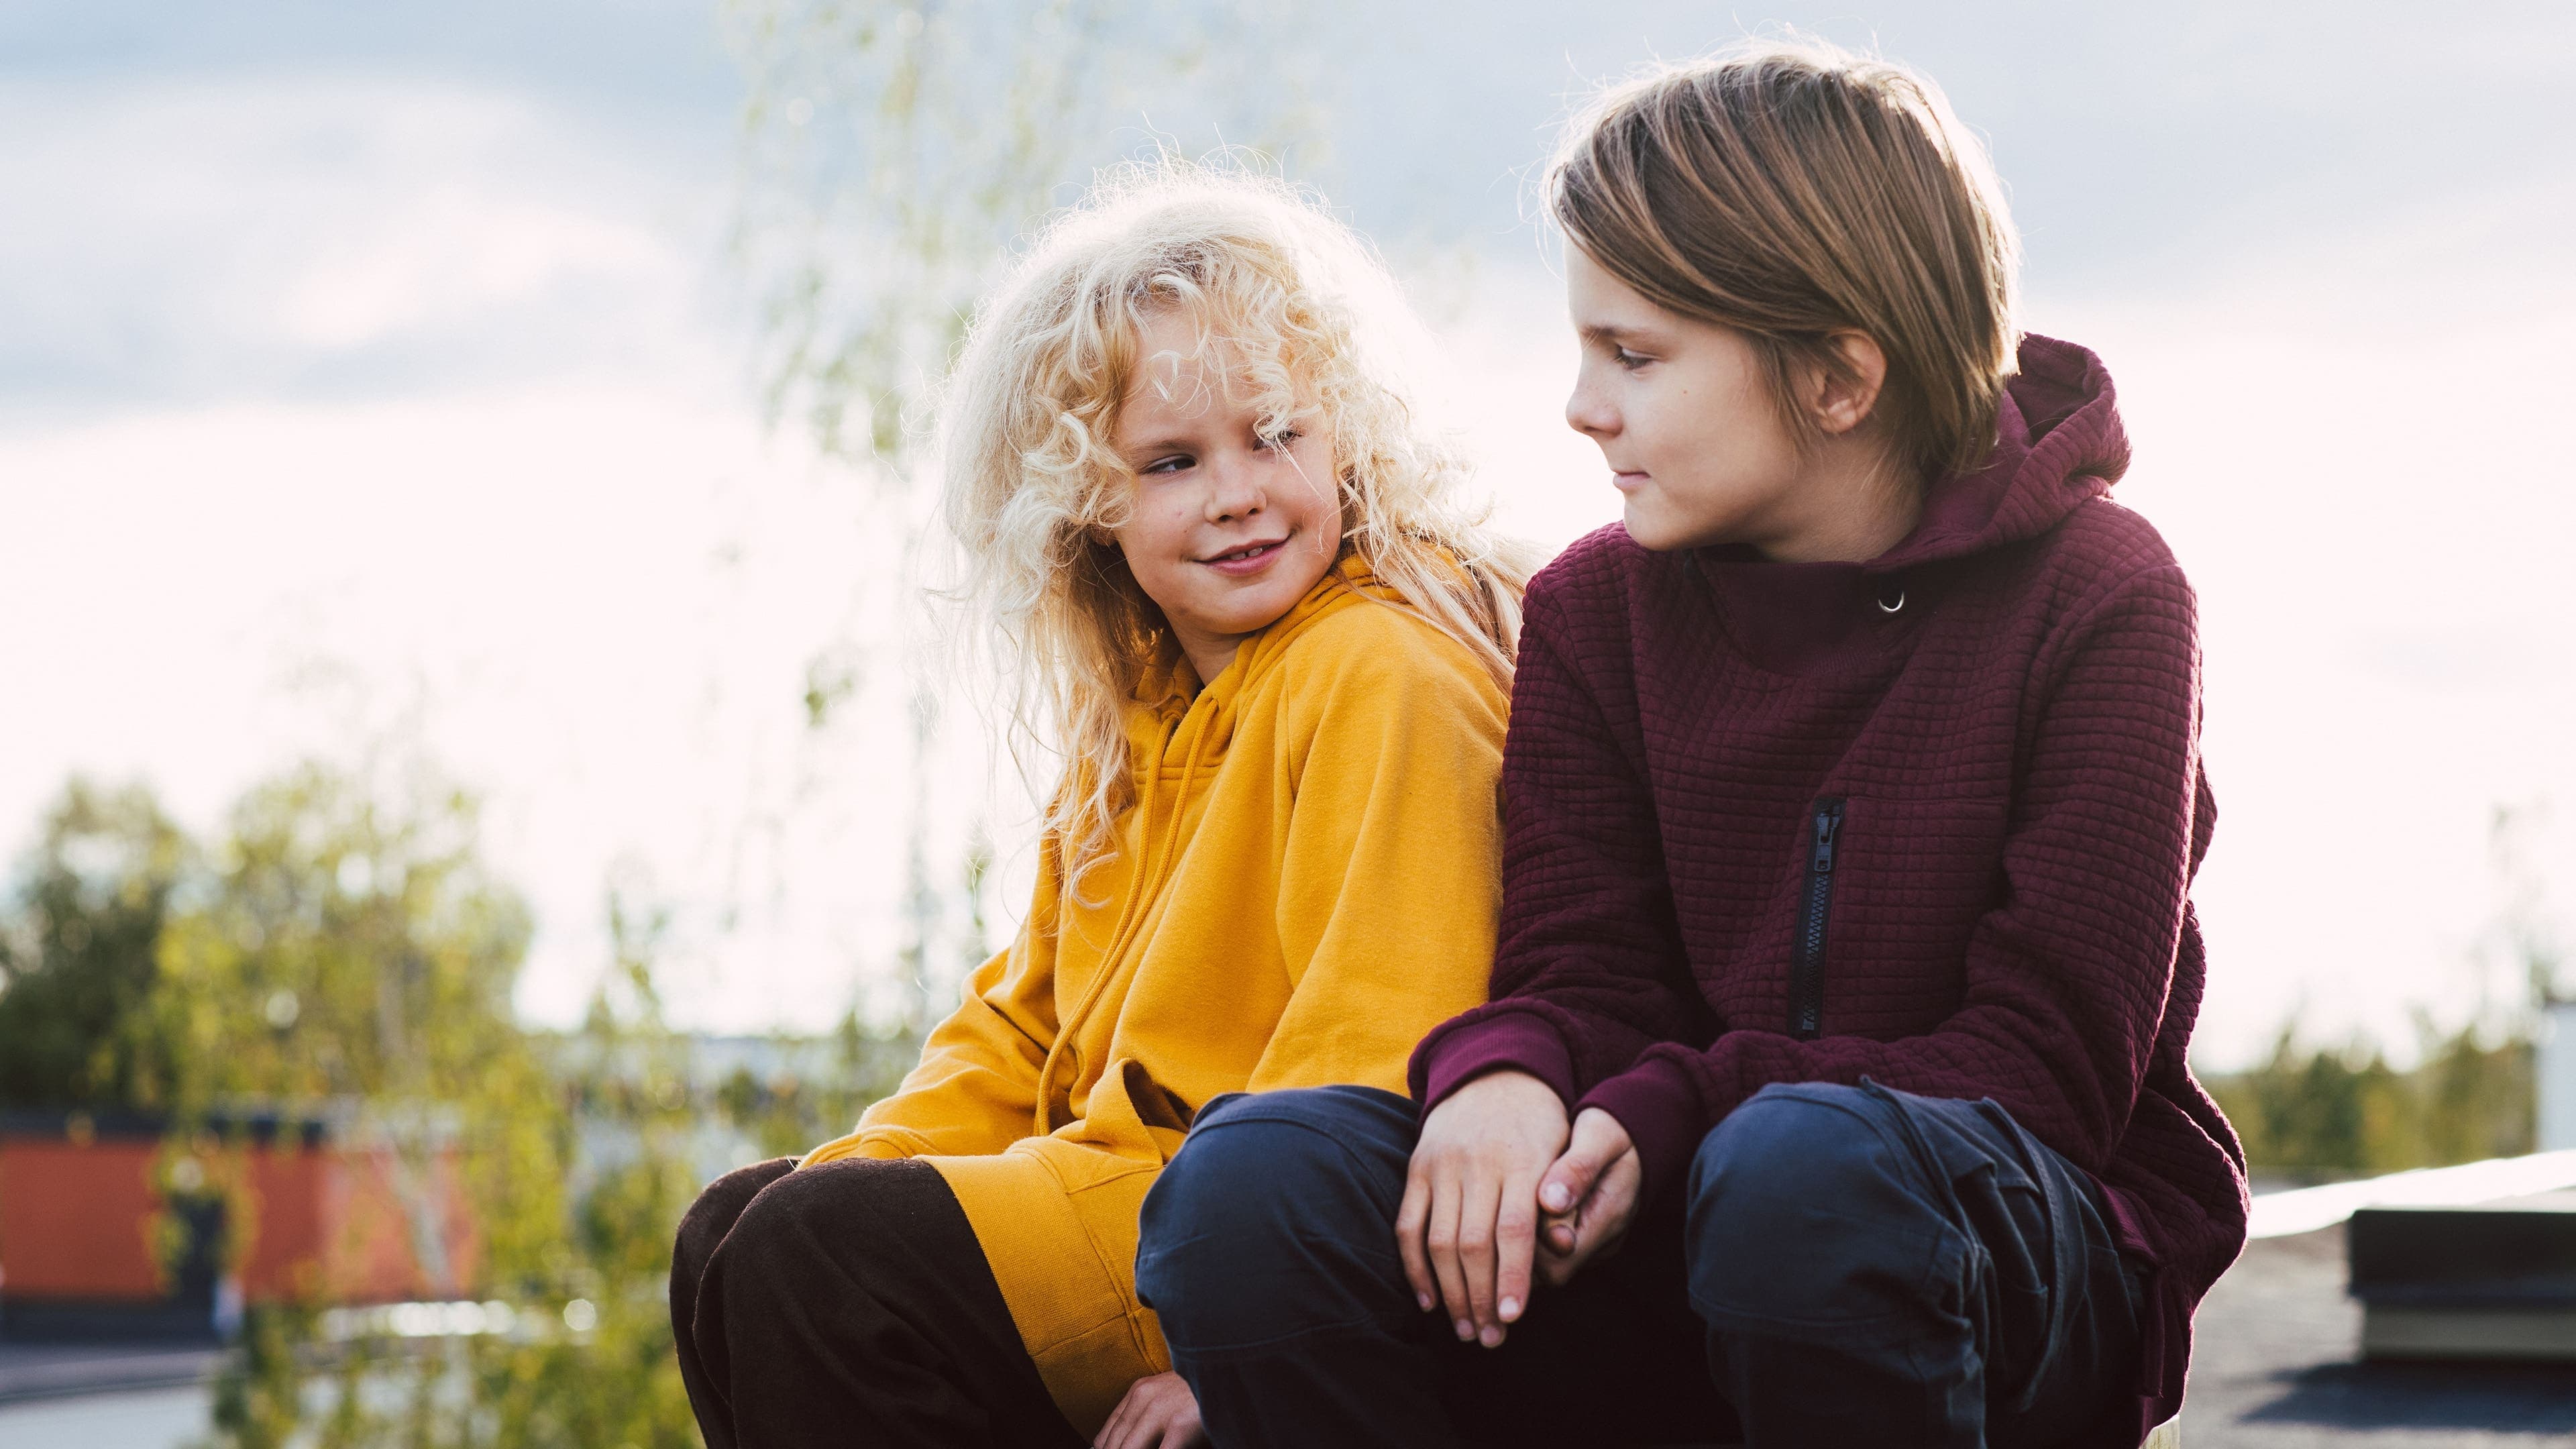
[1145,1099,1377,1254]
[708,1158,889,1298]
[1682,1086,1953,1324]
[674,1158,796,1283]
[1138,1089,1413,1336]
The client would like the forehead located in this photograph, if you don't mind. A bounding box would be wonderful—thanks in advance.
[1564,246,1671,330]
[1115,307,1259,433]
[1124,307,1220,390]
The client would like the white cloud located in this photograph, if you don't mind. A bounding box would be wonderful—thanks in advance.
[0,74,728,407]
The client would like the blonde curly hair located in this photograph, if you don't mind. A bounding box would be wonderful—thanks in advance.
[942,160,1536,877]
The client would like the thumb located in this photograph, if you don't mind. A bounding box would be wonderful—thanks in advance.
[1539,1109,1628,1216]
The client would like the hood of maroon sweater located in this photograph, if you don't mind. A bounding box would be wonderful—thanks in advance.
[1870,333,2129,574]
[1686,335,2128,667]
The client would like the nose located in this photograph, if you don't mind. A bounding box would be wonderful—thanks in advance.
[1566,364,1617,441]
[1202,449,1267,523]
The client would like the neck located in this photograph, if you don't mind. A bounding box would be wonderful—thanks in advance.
[1754,439,1922,564]
[1174,631,1243,692]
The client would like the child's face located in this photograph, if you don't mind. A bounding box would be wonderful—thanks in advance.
[1108,308,1344,684]
[1562,246,1819,555]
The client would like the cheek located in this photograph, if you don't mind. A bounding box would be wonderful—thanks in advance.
[1109,492,1185,582]
[1283,444,1344,537]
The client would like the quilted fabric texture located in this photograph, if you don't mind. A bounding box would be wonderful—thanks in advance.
[1409,335,2249,1438]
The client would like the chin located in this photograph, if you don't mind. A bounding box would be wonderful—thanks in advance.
[1207,586,1303,635]
[1621,502,1693,553]
[1624,494,1741,553]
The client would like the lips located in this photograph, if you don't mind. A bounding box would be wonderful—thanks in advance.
[1610,470,1650,492]
[1198,537,1291,576]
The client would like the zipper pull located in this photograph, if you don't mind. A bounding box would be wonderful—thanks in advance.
[1811,804,1842,873]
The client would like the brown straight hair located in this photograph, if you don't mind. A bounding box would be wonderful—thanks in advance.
[1548,39,2021,479]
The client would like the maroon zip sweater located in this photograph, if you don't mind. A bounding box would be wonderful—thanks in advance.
[1410,336,2247,1438]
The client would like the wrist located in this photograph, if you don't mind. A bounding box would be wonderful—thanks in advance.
[1448,1068,1566,1114]
[1573,1055,1705,1203]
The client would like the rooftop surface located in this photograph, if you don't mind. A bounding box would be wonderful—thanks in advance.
[2188,1224,2576,1446]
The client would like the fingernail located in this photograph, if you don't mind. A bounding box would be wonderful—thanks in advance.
[1417,1291,1434,1311]
[1480,1325,1505,1348]
[1454,1319,1474,1340]
[1498,1296,1520,1321]
[1541,1183,1569,1212]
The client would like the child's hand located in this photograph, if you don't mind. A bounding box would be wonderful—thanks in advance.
[1396,1069,1570,1348]
[1534,1107,1642,1285]
[1095,1371,1205,1449]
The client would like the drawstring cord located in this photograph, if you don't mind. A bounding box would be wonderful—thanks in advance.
[1035,690,1219,1128]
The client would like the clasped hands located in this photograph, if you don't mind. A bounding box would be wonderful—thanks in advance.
[1097,1071,1636,1446]
[1395,1069,1642,1347]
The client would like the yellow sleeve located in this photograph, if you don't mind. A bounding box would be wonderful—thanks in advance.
[802,854,1065,1167]
[1246,611,1507,1094]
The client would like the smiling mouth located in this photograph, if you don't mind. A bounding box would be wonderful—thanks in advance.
[1200,538,1289,566]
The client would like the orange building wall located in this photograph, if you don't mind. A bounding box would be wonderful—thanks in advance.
[0,1131,477,1307]
[0,1138,164,1300]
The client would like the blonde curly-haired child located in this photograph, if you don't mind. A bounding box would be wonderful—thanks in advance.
[671,162,1534,1449]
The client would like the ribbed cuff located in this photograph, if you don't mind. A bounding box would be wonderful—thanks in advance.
[1409,1012,1578,1110]
[1574,1053,1706,1203]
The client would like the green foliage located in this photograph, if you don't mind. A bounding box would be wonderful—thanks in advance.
[109,758,927,1448]
[150,769,705,1447]
[0,778,192,1108]
[715,1010,920,1161]
[154,761,535,1118]
[2208,1020,2536,1175]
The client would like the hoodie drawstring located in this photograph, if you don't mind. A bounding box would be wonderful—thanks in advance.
[1036,696,1219,1128]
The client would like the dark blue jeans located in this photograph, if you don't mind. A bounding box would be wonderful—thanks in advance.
[1136,1081,2141,1448]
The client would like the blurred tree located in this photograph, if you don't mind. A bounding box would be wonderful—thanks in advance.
[0,778,192,1110]
[152,763,698,1449]
[2210,1024,2532,1176]
[728,0,1328,472]
[155,761,533,1122]
[725,0,1330,1035]
[141,758,922,1447]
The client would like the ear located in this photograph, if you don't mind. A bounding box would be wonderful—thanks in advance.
[1808,331,1888,437]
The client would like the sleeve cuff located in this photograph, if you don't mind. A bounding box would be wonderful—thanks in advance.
[1574,1053,1707,1203]
[1409,1011,1578,1110]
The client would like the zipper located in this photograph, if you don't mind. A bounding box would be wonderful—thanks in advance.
[1787,797,1845,1040]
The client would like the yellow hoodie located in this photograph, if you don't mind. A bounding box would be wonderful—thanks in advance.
[800,558,1506,1433]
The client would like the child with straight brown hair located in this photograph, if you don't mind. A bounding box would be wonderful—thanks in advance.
[1138,40,2245,1447]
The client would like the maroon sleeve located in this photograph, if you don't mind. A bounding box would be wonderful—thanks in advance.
[1408,577,1705,1108]
[1579,566,2208,1199]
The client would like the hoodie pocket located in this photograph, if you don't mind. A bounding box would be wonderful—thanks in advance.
[1782,794,2009,1041]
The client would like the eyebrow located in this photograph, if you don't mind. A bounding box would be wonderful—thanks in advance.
[1578,322,1653,350]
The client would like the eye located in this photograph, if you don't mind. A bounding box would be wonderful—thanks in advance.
[1256,427,1301,451]
[1613,347,1652,372]
[1140,453,1193,476]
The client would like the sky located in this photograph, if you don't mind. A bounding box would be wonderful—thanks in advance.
[3,1,2572,1067]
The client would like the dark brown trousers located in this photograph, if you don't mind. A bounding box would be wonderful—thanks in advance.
[669,1157,1087,1449]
